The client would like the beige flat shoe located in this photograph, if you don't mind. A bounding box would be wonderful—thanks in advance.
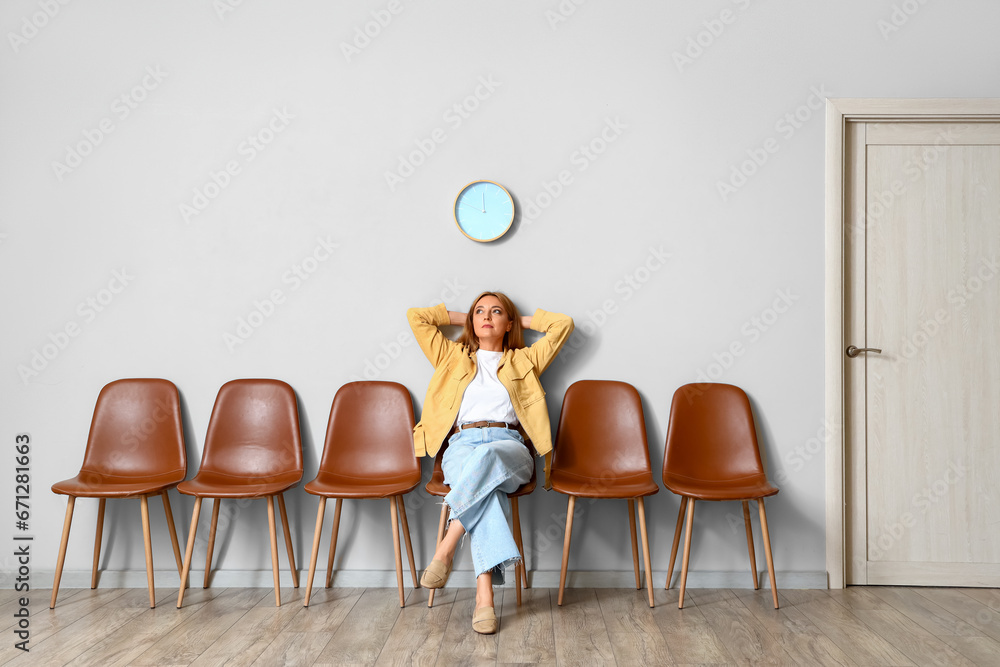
[420,558,452,589]
[472,605,497,634]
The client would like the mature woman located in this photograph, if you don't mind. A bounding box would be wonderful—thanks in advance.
[407,292,573,634]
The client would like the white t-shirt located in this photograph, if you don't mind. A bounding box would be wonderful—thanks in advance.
[456,349,519,425]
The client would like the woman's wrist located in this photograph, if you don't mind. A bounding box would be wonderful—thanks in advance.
[448,310,466,326]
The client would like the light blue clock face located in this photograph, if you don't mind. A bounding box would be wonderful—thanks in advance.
[454,180,515,242]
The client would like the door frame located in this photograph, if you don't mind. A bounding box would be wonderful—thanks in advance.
[825,98,1000,589]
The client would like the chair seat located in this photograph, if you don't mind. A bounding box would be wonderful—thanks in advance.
[662,472,778,501]
[549,469,659,498]
[304,470,420,499]
[51,470,185,498]
[177,470,301,498]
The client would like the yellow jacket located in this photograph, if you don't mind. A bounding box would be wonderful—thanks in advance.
[408,303,574,485]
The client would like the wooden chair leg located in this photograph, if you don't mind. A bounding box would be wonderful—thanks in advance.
[304,496,326,607]
[91,498,106,589]
[678,498,696,609]
[665,496,688,589]
[742,500,759,590]
[637,497,655,608]
[139,495,156,608]
[204,499,221,589]
[177,496,202,608]
[277,494,299,588]
[50,496,76,609]
[389,496,405,607]
[628,498,641,590]
[267,496,281,607]
[325,498,343,588]
[758,498,779,609]
[396,496,418,588]
[557,495,576,606]
[428,501,449,608]
[511,496,525,604]
[160,491,184,581]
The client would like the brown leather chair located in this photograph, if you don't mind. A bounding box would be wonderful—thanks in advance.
[550,380,659,608]
[424,431,536,608]
[50,379,187,609]
[176,379,303,608]
[662,383,779,609]
[302,381,421,608]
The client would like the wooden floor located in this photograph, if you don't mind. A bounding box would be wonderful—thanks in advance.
[6,585,1000,666]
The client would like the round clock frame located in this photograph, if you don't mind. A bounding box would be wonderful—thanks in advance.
[453,180,515,242]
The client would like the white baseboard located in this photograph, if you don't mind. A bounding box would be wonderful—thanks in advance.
[4,569,828,590]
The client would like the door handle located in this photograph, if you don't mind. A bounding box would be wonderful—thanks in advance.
[846,345,882,358]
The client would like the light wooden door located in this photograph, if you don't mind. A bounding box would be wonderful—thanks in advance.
[846,121,1000,586]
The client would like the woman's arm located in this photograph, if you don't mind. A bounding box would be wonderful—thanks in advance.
[448,311,467,326]
[407,304,458,368]
[520,314,532,330]
[521,309,574,374]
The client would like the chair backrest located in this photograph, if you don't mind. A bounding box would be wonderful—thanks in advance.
[552,380,653,480]
[199,379,303,478]
[663,383,767,483]
[80,378,186,480]
[318,381,418,479]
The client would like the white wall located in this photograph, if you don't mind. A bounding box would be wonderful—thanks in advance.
[3,0,999,588]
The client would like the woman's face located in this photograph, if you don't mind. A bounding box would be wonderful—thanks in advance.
[472,295,511,349]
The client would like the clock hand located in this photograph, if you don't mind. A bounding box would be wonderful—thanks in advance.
[481,189,485,212]
[460,202,485,213]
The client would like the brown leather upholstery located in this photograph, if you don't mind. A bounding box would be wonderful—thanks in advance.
[550,380,659,607]
[52,378,186,498]
[662,382,780,609]
[424,431,536,607]
[302,381,421,608]
[178,379,303,498]
[662,383,778,501]
[305,381,421,499]
[49,379,187,609]
[176,379,303,608]
[550,380,659,498]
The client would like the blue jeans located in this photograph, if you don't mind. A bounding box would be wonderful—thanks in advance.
[442,426,534,586]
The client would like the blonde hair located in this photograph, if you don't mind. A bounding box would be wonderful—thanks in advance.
[457,291,525,354]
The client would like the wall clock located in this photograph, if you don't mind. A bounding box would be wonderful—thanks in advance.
[453,180,515,242]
